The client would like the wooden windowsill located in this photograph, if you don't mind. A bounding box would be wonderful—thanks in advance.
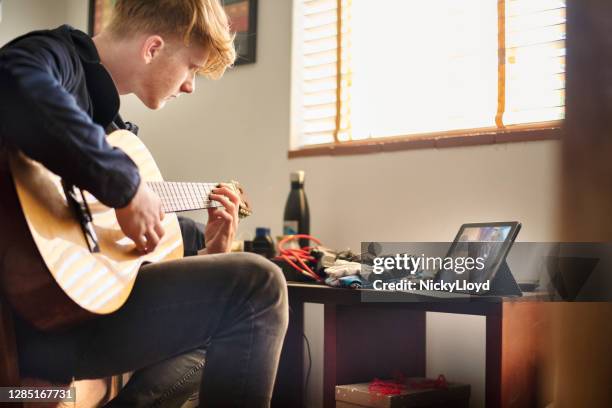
[288,121,562,158]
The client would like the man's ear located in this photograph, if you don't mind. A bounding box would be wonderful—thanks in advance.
[142,35,165,64]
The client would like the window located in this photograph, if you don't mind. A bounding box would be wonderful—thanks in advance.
[291,0,565,151]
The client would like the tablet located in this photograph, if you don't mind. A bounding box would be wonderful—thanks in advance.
[435,221,521,292]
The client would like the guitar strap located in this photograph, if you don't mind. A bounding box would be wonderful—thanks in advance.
[105,114,139,136]
[61,180,100,253]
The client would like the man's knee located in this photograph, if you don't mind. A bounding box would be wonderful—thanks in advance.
[232,252,285,289]
[234,252,288,327]
[247,253,287,297]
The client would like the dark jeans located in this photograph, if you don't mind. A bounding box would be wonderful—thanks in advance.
[15,252,289,407]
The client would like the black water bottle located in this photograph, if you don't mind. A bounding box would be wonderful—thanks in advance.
[283,171,310,248]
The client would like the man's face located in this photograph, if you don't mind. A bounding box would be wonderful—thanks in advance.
[137,40,209,110]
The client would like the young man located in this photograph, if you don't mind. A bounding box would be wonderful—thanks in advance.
[0,1,288,407]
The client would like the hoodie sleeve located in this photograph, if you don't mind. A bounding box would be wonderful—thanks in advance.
[0,34,140,208]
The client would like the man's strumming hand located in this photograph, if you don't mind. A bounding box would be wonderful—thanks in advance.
[115,183,165,253]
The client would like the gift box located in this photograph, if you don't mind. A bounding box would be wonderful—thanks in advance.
[335,377,470,408]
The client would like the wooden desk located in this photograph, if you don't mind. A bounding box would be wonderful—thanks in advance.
[272,283,547,408]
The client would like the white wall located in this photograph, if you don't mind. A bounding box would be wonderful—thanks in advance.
[65,0,88,32]
[0,0,69,45]
[427,312,486,408]
[4,1,562,407]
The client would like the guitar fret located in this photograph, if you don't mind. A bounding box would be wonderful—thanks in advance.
[164,182,175,212]
[188,182,197,209]
[146,181,223,213]
[158,182,170,212]
[183,183,190,211]
[172,182,180,211]
[194,183,201,207]
[167,182,177,212]
[201,183,209,208]
[197,183,205,209]
[158,182,167,211]
[178,183,187,212]
[184,183,192,210]
[200,183,208,203]
[172,182,182,212]
[176,183,183,211]
[180,183,189,210]
[204,183,213,208]
[174,182,183,212]
[196,184,202,208]
[197,184,205,208]
[203,183,210,209]
[184,183,190,209]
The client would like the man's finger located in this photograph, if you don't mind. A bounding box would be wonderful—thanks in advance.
[214,209,234,223]
[209,193,236,213]
[134,235,148,253]
[145,229,160,252]
[212,186,240,206]
[154,222,165,240]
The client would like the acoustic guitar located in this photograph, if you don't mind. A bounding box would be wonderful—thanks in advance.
[0,130,252,331]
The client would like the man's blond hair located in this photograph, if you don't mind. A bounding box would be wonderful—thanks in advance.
[107,0,236,79]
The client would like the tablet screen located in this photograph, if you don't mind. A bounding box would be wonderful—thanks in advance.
[436,222,521,292]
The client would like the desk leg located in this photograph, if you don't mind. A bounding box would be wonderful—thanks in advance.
[323,304,337,408]
[486,313,502,408]
[323,305,427,408]
[272,297,304,407]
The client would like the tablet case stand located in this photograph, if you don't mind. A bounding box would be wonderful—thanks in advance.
[486,261,522,297]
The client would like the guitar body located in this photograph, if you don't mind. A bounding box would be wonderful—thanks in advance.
[0,130,183,331]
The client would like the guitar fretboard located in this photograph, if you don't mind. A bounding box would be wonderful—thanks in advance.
[147,181,222,213]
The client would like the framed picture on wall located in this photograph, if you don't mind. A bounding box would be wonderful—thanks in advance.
[223,0,257,65]
[89,0,257,65]
[89,0,116,36]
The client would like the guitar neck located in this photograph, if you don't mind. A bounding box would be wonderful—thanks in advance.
[146,181,222,213]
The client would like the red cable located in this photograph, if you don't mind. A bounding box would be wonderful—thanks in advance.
[277,234,323,282]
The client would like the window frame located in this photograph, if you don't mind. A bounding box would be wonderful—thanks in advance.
[288,121,561,158]
[289,0,565,158]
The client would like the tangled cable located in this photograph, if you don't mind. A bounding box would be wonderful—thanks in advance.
[276,234,323,282]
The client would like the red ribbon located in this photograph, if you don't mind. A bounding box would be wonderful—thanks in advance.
[368,374,449,398]
[368,378,406,396]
